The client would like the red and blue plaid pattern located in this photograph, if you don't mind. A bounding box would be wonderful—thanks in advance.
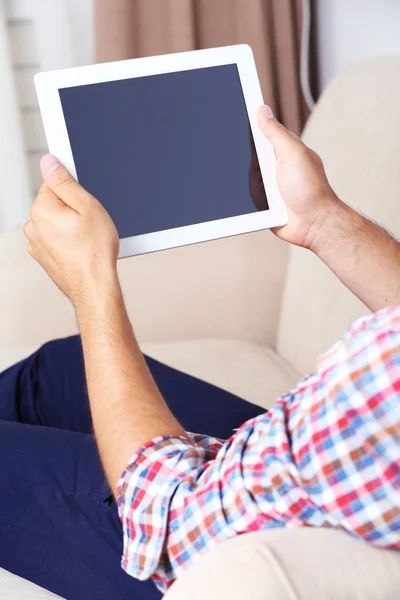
[117,306,400,593]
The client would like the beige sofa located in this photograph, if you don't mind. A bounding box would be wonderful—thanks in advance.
[1,58,400,599]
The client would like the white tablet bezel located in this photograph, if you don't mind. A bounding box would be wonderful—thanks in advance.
[35,44,287,258]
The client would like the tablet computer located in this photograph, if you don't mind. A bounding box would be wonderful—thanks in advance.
[35,44,287,258]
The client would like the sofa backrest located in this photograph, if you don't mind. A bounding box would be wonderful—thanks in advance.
[277,57,400,374]
[0,226,288,348]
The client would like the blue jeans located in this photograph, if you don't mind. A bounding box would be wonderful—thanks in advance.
[0,336,264,599]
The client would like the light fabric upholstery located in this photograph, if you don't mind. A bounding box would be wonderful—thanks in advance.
[141,340,299,409]
[278,57,400,374]
[1,58,400,598]
[164,529,400,600]
[0,570,63,600]
[0,226,288,348]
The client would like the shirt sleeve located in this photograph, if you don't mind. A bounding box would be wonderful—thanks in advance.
[116,432,226,592]
[116,305,400,594]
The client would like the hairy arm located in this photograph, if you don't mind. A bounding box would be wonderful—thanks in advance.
[310,198,400,312]
[76,276,186,488]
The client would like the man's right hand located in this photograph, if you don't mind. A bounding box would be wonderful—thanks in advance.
[258,105,339,251]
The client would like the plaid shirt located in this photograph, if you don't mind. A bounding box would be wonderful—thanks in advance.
[117,306,400,593]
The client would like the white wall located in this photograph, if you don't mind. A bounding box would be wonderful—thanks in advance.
[316,0,400,91]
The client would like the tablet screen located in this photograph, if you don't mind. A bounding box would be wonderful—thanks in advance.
[59,64,268,239]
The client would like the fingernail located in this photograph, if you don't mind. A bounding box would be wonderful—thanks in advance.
[42,155,61,173]
[262,105,274,119]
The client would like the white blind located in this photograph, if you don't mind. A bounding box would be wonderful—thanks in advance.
[0,1,31,232]
[1,0,93,233]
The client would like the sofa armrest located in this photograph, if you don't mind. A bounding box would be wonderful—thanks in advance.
[0,227,288,348]
[165,529,400,600]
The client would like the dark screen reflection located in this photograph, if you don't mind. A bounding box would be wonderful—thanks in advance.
[60,63,269,239]
[248,125,268,212]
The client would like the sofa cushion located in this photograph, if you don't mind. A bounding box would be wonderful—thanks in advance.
[165,528,400,600]
[0,226,288,349]
[142,339,299,410]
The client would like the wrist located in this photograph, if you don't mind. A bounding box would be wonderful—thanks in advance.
[73,268,121,316]
[307,193,354,256]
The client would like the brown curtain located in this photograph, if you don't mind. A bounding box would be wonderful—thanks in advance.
[94,0,309,134]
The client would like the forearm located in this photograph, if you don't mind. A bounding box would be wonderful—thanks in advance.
[75,272,186,490]
[310,196,400,312]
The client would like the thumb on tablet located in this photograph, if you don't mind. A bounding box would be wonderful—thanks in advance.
[257,105,303,158]
[40,155,91,213]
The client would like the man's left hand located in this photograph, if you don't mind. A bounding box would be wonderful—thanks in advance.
[24,155,119,306]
